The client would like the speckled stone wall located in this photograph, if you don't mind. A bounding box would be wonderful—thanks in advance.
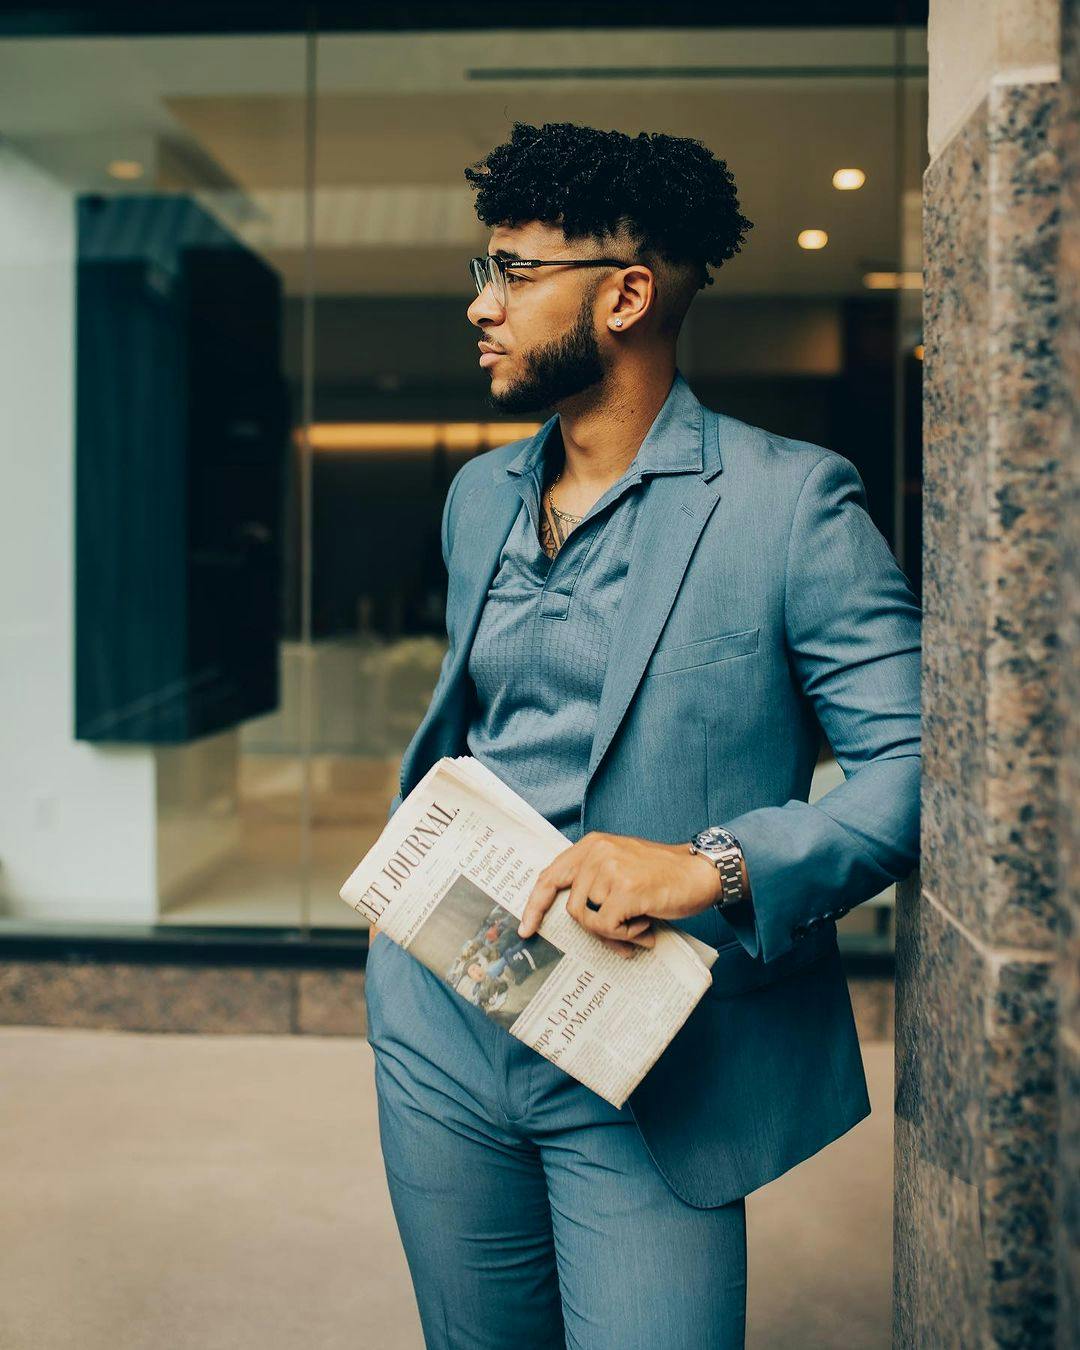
[894,64,1066,1348]
[0,961,371,1037]
[1057,1,1080,1343]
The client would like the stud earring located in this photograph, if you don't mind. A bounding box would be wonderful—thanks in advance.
[614,318,623,328]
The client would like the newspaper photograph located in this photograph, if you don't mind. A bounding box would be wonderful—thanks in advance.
[408,874,562,1031]
[339,755,719,1108]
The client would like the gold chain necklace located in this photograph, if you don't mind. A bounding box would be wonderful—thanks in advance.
[542,467,582,560]
[546,468,582,525]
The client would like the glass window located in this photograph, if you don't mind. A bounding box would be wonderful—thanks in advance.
[0,18,924,952]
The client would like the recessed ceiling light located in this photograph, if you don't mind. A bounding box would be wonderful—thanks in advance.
[797,229,829,250]
[107,160,144,181]
[832,168,866,190]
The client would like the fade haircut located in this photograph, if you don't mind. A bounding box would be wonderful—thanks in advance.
[464,120,753,336]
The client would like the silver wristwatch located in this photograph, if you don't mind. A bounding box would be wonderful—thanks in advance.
[688,826,747,910]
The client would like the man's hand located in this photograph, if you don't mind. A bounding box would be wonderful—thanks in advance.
[517,831,726,958]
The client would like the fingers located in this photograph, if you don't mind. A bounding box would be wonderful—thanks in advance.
[574,874,654,947]
[519,847,575,937]
[517,886,555,939]
[518,836,657,953]
[585,911,656,951]
[622,917,655,943]
[565,859,602,930]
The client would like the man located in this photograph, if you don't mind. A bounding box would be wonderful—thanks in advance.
[364,120,921,1349]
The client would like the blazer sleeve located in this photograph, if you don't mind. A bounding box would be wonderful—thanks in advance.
[385,461,469,822]
[715,451,922,965]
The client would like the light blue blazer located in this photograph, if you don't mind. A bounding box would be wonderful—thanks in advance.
[386,371,921,1207]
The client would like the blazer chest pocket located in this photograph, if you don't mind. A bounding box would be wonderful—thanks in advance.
[645,626,759,678]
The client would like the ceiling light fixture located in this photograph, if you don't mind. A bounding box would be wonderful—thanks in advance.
[832,168,866,190]
[107,160,144,181]
[797,229,829,250]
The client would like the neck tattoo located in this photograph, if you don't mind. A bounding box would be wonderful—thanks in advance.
[540,467,582,560]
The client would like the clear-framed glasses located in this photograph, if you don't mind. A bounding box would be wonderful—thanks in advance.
[469,253,636,309]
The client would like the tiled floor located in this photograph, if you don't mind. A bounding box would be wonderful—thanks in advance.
[0,1026,892,1349]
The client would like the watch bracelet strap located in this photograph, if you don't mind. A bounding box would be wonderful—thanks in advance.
[688,839,745,908]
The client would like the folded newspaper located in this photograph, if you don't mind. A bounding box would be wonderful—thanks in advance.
[339,756,719,1108]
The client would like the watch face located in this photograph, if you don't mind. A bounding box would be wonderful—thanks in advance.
[696,826,735,850]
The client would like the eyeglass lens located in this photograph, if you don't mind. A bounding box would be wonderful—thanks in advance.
[471,256,504,306]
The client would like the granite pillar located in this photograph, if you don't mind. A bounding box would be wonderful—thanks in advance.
[1057,2,1080,1342]
[895,1,1068,1343]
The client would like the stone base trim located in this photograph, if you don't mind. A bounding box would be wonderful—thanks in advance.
[0,958,894,1043]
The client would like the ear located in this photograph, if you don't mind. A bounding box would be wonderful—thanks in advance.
[608,261,655,331]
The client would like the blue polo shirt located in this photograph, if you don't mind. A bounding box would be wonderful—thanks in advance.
[465,373,702,842]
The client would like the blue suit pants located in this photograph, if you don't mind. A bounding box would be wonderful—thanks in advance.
[365,933,747,1350]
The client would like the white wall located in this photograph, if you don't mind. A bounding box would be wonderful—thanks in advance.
[0,144,160,922]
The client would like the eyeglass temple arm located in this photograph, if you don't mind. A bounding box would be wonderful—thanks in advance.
[475,257,633,272]
[503,258,633,270]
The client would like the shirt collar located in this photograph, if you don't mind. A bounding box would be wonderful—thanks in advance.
[504,368,705,482]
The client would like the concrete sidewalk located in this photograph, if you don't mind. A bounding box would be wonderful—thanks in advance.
[0,1026,892,1349]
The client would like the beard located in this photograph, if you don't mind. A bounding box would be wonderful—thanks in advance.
[485,291,608,415]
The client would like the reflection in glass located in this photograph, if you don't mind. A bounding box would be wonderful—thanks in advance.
[0,21,926,946]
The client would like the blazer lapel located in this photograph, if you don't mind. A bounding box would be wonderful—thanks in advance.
[583,456,723,799]
[398,471,524,794]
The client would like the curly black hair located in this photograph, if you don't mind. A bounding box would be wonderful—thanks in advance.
[464,121,753,292]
